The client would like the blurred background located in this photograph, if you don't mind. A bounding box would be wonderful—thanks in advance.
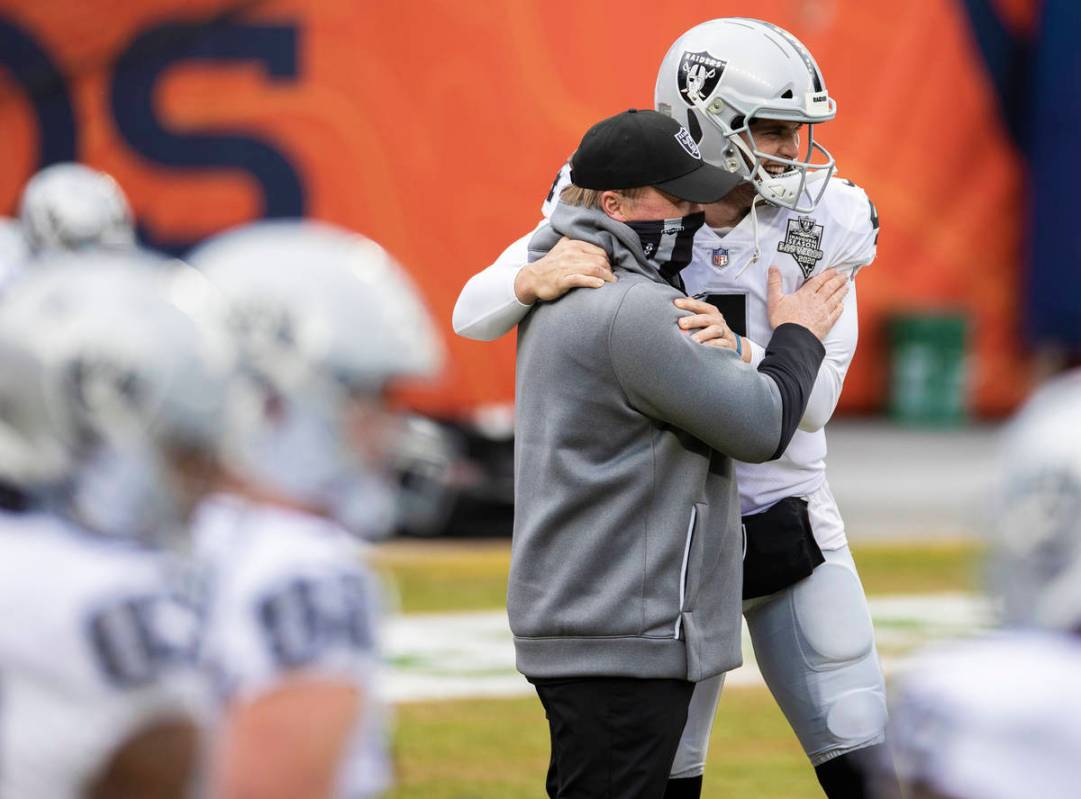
[0,0,1075,796]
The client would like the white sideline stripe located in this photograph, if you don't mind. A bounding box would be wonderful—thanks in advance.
[383,592,993,703]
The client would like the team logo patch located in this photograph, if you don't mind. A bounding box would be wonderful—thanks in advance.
[711,247,729,268]
[677,50,725,106]
[674,127,701,159]
[777,216,825,278]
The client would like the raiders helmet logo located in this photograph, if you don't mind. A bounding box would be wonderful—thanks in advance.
[678,51,725,107]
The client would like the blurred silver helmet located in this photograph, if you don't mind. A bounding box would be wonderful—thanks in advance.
[655,18,836,212]
[0,252,234,539]
[19,162,136,256]
[989,370,1081,631]
[187,219,443,536]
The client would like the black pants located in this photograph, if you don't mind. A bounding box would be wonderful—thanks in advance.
[531,676,695,799]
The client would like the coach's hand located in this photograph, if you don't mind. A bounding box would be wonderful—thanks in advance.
[673,297,750,362]
[767,267,848,340]
[513,237,614,305]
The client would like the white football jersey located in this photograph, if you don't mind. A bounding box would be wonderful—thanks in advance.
[193,494,391,798]
[460,164,878,547]
[685,177,877,531]
[888,631,1081,799]
[0,508,205,799]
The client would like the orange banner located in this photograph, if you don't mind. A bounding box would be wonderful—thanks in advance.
[0,0,1031,417]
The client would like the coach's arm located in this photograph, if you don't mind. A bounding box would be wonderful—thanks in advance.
[610,270,844,461]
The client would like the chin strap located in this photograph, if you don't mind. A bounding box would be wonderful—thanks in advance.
[734,196,764,278]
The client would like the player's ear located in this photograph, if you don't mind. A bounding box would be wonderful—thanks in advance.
[601,190,629,221]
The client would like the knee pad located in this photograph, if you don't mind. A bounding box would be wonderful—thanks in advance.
[793,561,875,668]
[823,688,888,748]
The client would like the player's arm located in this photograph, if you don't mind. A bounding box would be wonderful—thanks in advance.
[452,229,613,341]
[793,179,878,430]
[214,677,361,799]
[89,717,199,799]
[797,278,859,431]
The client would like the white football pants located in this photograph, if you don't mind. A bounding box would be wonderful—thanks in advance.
[670,545,888,778]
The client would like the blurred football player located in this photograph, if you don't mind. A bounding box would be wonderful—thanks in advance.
[882,371,1081,799]
[0,217,29,293]
[453,17,887,799]
[0,254,234,798]
[187,220,442,799]
[18,162,136,257]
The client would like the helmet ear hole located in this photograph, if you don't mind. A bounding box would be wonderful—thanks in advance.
[731,115,745,131]
[780,89,794,99]
[685,110,703,143]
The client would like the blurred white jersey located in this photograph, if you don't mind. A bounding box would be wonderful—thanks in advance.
[0,218,28,295]
[0,508,204,799]
[193,495,391,798]
[460,165,878,547]
[888,631,1081,799]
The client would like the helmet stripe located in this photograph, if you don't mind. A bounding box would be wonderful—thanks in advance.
[752,19,824,93]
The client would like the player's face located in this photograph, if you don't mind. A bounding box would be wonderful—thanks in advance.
[166,444,222,519]
[606,187,701,222]
[343,390,400,468]
[742,119,803,174]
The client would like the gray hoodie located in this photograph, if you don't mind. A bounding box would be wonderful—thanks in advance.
[509,202,824,682]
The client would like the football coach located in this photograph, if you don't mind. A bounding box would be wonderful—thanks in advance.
[507,109,849,798]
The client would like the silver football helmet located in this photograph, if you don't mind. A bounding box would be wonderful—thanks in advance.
[187,220,443,537]
[19,162,136,256]
[988,370,1081,631]
[0,252,234,540]
[655,18,836,212]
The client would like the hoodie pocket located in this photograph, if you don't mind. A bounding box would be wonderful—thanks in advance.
[674,504,698,640]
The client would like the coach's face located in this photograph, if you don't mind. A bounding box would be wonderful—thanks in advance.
[600,187,700,223]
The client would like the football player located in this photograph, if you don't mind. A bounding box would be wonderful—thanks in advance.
[0,255,233,798]
[453,17,888,799]
[0,217,28,293]
[18,162,136,257]
[882,371,1081,799]
[187,221,443,799]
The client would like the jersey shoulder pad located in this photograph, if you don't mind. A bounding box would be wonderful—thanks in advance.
[540,160,573,219]
[823,176,879,239]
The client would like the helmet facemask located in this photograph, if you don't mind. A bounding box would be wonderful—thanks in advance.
[683,91,836,213]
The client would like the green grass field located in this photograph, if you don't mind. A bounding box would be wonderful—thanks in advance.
[374,538,983,798]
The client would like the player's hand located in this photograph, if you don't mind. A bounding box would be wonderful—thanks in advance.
[513,237,614,305]
[673,297,749,361]
[767,267,848,340]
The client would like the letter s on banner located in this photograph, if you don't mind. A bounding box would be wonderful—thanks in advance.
[110,21,306,254]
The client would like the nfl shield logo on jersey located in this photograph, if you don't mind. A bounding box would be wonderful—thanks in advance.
[711,248,729,269]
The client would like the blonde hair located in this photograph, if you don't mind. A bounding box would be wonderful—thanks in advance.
[560,183,646,210]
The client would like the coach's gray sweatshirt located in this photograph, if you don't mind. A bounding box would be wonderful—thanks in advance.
[509,202,824,683]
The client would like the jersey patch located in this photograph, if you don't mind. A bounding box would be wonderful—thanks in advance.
[777,215,825,278]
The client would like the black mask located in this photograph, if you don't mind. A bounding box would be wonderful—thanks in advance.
[624,211,705,292]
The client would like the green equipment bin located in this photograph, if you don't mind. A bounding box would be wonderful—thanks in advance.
[888,312,968,426]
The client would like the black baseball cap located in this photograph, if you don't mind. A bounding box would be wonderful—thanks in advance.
[569,109,741,203]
